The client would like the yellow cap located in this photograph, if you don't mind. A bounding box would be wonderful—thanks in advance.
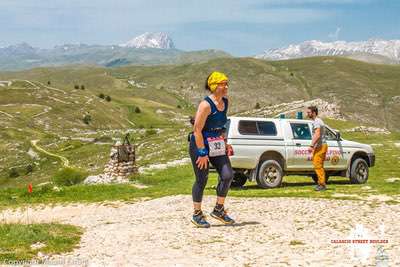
[207,71,228,92]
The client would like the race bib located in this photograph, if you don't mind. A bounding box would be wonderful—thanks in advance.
[207,136,226,157]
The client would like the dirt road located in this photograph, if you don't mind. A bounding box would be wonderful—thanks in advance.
[1,195,399,266]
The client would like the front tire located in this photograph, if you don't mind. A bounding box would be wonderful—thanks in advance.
[349,158,369,184]
[256,160,283,188]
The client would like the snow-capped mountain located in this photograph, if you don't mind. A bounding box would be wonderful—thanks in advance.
[256,39,400,62]
[119,32,175,49]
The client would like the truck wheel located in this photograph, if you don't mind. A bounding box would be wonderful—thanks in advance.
[311,173,329,184]
[349,158,369,184]
[256,160,283,188]
[231,172,247,187]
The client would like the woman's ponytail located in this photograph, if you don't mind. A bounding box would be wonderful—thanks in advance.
[205,74,212,91]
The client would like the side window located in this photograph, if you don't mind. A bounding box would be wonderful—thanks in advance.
[290,123,312,140]
[238,120,277,136]
[257,121,277,136]
[325,127,337,141]
[238,121,258,135]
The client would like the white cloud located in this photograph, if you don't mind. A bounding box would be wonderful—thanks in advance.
[328,27,341,40]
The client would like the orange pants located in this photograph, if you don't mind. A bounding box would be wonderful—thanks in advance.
[312,144,328,186]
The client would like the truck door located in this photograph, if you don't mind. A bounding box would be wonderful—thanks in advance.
[324,127,347,169]
[286,122,314,170]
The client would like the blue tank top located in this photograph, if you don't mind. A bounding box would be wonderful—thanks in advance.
[203,96,228,132]
[191,96,228,144]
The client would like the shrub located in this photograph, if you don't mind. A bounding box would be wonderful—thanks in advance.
[255,102,261,109]
[93,135,113,143]
[80,85,85,90]
[177,104,182,109]
[134,107,141,113]
[53,167,87,186]
[38,183,53,194]
[145,129,157,136]
[105,95,111,102]
[47,81,51,85]
[74,84,79,89]
[25,164,34,174]
[98,93,105,99]
[9,168,19,178]
[83,114,92,125]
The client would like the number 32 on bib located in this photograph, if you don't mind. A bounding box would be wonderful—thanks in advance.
[207,136,226,157]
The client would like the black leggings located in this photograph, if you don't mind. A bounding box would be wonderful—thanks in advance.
[189,138,234,202]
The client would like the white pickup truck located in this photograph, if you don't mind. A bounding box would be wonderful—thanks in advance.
[225,116,375,188]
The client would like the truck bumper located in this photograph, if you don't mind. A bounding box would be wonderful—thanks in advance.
[368,153,375,167]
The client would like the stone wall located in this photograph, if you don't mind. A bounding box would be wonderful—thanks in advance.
[84,142,138,184]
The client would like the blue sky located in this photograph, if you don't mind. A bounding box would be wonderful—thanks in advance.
[1,0,399,56]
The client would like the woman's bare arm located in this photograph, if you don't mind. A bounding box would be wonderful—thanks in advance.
[193,101,210,149]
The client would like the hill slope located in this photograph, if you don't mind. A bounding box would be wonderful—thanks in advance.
[0,56,399,188]
[110,56,400,130]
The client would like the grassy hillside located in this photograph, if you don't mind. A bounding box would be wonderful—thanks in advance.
[110,56,400,130]
[0,56,399,189]
[0,66,194,188]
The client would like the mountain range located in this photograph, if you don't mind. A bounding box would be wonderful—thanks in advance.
[2,33,400,71]
[0,32,230,71]
[256,39,400,64]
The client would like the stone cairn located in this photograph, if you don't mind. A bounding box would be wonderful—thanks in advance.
[84,135,138,184]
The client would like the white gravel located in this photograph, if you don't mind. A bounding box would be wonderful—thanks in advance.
[1,195,399,267]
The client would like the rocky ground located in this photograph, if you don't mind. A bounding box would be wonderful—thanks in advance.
[1,195,399,267]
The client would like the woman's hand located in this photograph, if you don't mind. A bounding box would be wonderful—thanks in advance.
[196,155,209,170]
[226,144,233,156]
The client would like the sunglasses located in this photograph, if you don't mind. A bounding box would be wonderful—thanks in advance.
[217,82,228,87]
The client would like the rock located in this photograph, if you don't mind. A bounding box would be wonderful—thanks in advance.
[344,126,390,134]
[31,242,46,250]
[385,177,400,183]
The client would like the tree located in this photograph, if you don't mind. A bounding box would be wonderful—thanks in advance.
[134,107,141,113]
[9,168,19,178]
[105,95,111,102]
[255,102,261,109]
[47,81,51,85]
[83,114,92,124]
[98,93,105,99]
[74,84,79,89]
[80,85,85,90]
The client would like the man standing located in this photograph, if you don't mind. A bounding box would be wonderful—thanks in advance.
[307,106,328,191]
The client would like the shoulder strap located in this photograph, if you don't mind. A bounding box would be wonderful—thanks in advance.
[222,97,228,113]
[204,96,217,113]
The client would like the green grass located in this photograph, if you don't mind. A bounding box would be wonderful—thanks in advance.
[0,129,398,210]
[0,223,82,261]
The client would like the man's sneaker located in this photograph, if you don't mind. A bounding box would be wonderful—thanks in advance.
[314,185,327,191]
[210,207,235,225]
[191,211,210,228]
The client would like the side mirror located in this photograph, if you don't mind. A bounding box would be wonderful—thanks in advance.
[336,131,341,140]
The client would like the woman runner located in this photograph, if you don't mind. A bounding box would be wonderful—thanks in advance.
[188,71,235,228]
